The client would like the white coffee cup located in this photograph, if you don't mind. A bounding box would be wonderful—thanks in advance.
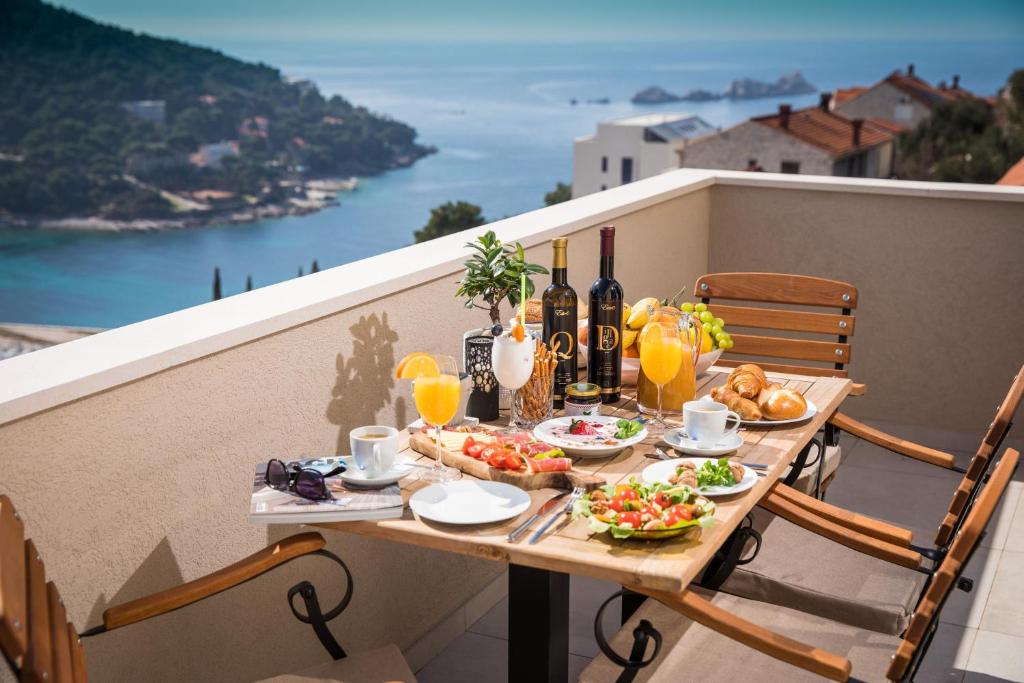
[349,425,399,476]
[683,400,741,447]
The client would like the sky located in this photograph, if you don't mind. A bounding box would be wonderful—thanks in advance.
[56,0,1024,43]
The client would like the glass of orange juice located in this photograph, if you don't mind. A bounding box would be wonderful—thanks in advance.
[413,354,462,482]
[639,310,684,435]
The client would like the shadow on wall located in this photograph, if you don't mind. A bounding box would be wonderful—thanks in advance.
[326,312,407,455]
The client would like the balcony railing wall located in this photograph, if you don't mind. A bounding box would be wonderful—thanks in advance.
[0,173,711,682]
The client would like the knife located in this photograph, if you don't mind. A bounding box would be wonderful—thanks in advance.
[528,488,583,545]
[507,491,568,542]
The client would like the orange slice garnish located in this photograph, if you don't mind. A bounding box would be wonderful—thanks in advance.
[395,352,440,379]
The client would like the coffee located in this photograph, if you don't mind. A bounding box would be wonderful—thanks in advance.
[349,426,400,476]
[683,400,741,447]
[360,433,389,439]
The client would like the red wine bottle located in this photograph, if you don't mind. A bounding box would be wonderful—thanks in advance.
[542,237,578,409]
[588,226,623,404]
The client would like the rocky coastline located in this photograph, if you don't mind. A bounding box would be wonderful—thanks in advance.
[632,71,816,104]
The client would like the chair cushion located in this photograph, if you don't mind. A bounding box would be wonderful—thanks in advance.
[787,444,842,495]
[720,511,927,635]
[257,644,416,683]
[579,588,902,683]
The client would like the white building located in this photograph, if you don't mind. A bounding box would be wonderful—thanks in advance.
[572,113,715,198]
[121,100,166,126]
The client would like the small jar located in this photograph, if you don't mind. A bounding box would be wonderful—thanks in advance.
[564,382,602,417]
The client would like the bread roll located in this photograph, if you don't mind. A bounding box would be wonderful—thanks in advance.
[710,385,762,421]
[757,385,807,420]
[727,364,768,399]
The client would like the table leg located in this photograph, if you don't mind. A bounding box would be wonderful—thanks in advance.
[620,588,646,625]
[508,564,569,683]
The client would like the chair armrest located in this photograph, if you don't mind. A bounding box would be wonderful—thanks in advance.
[102,532,326,631]
[849,383,867,396]
[829,412,956,469]
[760,491,922,569]
[770,482,914,547]
[636,588,852,682]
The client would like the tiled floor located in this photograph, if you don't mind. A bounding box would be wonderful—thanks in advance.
[416,431,1024,682]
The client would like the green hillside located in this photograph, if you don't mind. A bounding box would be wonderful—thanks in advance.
[0,0,433,219]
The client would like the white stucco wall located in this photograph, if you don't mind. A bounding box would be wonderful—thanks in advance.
[678,121,834,176]
[835,81,932,127]
[572,123,678,198]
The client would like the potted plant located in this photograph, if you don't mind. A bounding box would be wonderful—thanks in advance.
[456,230,547,420]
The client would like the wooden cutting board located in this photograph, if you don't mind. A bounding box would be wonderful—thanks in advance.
[409,429,605,491]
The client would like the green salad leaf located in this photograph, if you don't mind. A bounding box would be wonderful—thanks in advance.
[695,458,738,488]
[614,419,643,440]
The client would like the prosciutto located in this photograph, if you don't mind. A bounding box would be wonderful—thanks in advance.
[526,457,572,473]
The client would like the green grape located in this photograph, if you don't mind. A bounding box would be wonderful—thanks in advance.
[715,332,728,342]
[698,311,714,324]
[681,302,694,313]
[721,339,734,349]
[694,303,708,313]
[710,324,723,337]
[714,317,725,328]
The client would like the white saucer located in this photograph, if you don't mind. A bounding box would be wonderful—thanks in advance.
[663,429,743,456]
[336,455,415,487]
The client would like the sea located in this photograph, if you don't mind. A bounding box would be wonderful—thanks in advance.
[1,39,1021,328]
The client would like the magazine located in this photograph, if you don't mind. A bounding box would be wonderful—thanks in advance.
[249,461,404,524]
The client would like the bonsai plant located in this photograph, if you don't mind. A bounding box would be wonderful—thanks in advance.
[456,230,548,327]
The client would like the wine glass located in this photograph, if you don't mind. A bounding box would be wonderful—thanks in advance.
[639,309,684,436]
[412,354,462,483]
[490,322,535,432]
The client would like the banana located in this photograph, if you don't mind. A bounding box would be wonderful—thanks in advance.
[626,297,660,330]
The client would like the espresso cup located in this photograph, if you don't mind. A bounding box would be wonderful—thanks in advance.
[683,400,742,447]
[349,425,399,476]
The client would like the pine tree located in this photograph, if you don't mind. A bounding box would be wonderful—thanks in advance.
[212,267,222,300]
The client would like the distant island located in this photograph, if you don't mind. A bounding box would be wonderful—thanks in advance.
[0,0,434,229]
[632,71,817,105]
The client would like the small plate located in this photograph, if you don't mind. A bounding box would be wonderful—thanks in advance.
[741,399,818,426]
[533,415,648,459]
[336,456,414,487]
[641,457,759,498]
[664,429,743,456]
[410,481,531,525]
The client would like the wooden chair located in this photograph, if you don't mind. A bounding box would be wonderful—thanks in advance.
[698,363,1022,637]
[582,449,1020,683]
[695,272,862,496]
[0,495,416,682]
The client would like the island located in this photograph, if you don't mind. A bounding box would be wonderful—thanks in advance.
[0,0,435,229]
[632,71,817,105]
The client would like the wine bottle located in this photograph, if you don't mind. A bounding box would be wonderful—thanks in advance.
[542,237,578,409]
[588,226,623,404]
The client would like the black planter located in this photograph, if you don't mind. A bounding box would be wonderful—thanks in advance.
[464,334,499,421]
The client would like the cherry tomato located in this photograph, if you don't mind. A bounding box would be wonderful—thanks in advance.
[461,437,476,455]
[652,492,674,509]
[467,443,486,459]
[608,497,625,513]
[617,511,642,528]
[614,485,639,500]
[483,447,502,467]
[639,505,660,520]
[662,504,694,527]
[501,451,524,470]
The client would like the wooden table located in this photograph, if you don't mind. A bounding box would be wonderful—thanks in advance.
[316,367,851,682]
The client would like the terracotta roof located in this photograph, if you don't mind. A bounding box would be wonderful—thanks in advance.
[883,71,979,108]
[997,157,1024,186]
[752,106,895,157]
[863,117,906,135]
[834,87,867,105]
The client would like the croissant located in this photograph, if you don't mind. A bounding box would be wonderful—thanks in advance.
[757,384,808,420]
[710,385,762,421]
[727,364,768,399]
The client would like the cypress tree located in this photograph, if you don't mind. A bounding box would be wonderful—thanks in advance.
[298,266,304,277]
[311,259,320,273]
[212,267,222,300]
[245,275,253,291]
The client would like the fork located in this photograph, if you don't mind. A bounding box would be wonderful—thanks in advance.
[528,486,584,544]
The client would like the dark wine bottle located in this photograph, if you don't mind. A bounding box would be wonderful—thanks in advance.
[542,237,578,409]
[588,226,623,404]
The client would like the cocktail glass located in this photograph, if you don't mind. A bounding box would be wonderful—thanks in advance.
[491,321,535,432]
[639,309,684,436]
[412,354,462,483]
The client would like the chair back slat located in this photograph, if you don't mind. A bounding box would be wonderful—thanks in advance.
[935,367,1023,547]
[890,449,1019,681]
[47,582,73,682]
[67,622,87,683]
[695,273,858,308]
[702,303,856,336]
[23,539,52,683]
[727,333,852,365]
[695,272,858,379]
[0,495,28,663]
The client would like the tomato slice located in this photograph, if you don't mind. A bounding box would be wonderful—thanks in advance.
[617,511,642,529]
[467,443,486,459]
[501,452,524,470]
[461,436,476,455]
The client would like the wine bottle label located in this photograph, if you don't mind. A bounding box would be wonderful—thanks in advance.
[596,325,619,351]
[549,329,575,357]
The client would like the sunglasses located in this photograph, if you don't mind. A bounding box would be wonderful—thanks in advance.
[265,459,345,501]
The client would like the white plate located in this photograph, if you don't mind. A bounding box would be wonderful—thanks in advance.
[410,481,531,525]
[740,399,818,425]
[641,457,759,498]
[533,415,648,459]
[336,455,415,487]
[663,429,743,456]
